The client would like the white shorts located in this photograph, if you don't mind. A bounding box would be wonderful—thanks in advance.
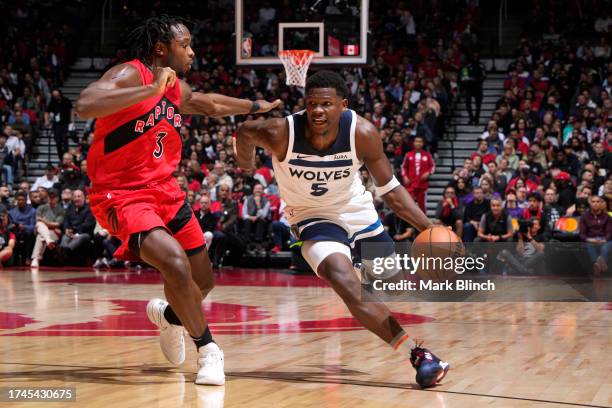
[289,200,394,275]
[291,204,385,248]
[301,240,352,275]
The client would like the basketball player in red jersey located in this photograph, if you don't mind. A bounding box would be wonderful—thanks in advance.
[75,16,279,385]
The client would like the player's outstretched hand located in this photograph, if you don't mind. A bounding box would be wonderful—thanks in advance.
[255,99,281,113]
[152,67,177,95]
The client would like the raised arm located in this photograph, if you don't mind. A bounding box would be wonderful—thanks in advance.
[234,118,288,169]
[75,64,177,119]
[356,116,433,232]
[179,80,280,118]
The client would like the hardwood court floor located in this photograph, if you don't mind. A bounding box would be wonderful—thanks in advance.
[0,267,610,408]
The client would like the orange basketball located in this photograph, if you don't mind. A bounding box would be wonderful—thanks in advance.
[411,226,464,281]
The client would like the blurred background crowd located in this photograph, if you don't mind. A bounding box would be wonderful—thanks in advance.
[0,0,608,272]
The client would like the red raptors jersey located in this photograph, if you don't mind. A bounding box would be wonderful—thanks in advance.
[88,59,183,190]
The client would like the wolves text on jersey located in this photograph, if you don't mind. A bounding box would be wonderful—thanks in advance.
[289,167,351,182]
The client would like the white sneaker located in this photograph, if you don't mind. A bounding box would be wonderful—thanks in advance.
[196,342,225,385]
[146,298,185,365]
[30,258,39,268]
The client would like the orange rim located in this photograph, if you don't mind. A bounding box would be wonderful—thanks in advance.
[279,50,315,66]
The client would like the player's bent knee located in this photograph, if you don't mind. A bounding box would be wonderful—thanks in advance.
[198,277,215,296]
[316,254,361,301]
[138,229,192,284]
[159,253,192,287]
[317,265,345,285]
[318,266,359,302]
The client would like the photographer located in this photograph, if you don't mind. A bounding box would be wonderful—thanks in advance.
[497,218,546,274]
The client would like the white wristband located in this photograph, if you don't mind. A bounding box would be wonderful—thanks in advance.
[374,176,401,196]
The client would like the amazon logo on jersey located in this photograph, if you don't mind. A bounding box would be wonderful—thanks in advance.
[289,167,351,181]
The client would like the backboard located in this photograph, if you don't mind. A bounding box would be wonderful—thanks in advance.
[235,0,369,67]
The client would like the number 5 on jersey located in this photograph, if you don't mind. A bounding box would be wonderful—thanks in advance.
[310,182,328,196]
[153,131,167,159]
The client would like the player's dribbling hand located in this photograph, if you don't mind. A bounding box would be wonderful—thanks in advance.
[254,99,281,113]
[151,67,177,95]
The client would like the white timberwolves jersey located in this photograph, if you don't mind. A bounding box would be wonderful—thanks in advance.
[272,109,384,246]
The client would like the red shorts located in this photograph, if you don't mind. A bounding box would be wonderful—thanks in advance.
[89,177,205,260]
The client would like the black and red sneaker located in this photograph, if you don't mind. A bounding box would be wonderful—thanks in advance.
[410,345,450,388]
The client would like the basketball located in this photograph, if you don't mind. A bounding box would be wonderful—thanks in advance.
[411,227,464,281]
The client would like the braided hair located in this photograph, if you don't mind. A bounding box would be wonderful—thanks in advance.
[127,15,189,62]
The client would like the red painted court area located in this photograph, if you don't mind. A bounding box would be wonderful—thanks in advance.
[0,268,433,336]
[1,268,610,408]
[42,268,329,287]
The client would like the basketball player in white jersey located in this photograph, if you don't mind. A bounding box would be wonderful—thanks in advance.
[235,71,449,388]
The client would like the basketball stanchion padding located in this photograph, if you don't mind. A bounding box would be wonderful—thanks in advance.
[279,50,315,88]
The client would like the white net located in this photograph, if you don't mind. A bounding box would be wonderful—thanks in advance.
[278,50,315,88]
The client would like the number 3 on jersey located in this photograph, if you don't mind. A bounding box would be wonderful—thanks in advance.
[310,182,328,196]
[153,131,167,159]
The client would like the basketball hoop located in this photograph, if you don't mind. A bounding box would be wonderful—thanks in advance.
[278,50,315,88]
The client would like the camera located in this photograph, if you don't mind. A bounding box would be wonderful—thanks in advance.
[518,219,532,235]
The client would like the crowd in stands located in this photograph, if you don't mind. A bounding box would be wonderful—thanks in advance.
[433,0,611,274]
[86,0,481,268]
[0,0,93,267]
[0,0,608,274]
